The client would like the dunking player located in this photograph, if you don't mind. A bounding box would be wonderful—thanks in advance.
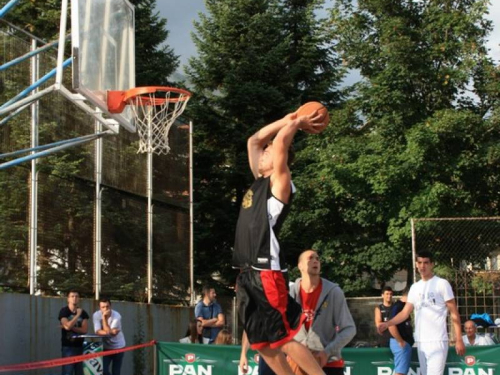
[232,110,326,375]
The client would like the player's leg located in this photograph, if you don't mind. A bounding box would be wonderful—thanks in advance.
[280,340,325,375]
[111,352,124,375]
[258,356,277,375]
[416,342,428,375]
[424,341,448,375]
[258,347,294,375]
[103,354,112,375]
[390,338,412,375]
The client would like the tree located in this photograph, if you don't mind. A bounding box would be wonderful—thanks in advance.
[284,0,500,294]
[186,0,342,288]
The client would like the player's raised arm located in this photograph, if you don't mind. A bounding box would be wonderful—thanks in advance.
[247,113,298,179]
[271,111,324,202]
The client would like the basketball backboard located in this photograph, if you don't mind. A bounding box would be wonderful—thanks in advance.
[71,0,136,132]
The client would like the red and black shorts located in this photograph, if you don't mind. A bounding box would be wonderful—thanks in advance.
[236,268,303,350]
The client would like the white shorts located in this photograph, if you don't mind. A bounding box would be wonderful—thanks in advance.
[417,341,449,375]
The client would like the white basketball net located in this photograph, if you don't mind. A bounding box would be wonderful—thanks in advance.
[129,90,190,155]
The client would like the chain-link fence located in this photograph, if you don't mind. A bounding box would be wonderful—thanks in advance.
[412,217,500,338]
[0,24,192,304]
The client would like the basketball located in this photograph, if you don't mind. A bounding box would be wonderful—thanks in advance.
[296,101,329,133]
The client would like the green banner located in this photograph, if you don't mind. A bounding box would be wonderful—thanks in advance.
[157,342,500,375]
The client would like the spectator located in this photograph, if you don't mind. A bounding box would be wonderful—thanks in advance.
[388,286,414,375]
[379,251,465,375]
[462,320,495,346]
[240,249,356,375]
[374,286,393,347]
[59,289,89,375]
[195,286,225,344]
[179,319,210,344]
[214,329,233,345]
[93,297,126,375]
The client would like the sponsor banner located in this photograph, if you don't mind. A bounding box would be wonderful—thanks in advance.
[83,341,103,375]
[157,342,500,375]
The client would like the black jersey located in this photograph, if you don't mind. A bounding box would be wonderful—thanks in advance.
[232,176,294,271]
[378,303,392,347]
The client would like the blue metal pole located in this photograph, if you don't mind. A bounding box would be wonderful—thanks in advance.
[0,102,30,126]
[0,38,62,72]
[0,131,112,170]
[0,0,22,19]
[0,57,72,110]
[0,132,110,159]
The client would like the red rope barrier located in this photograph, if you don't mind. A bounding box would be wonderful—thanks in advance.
[0,340,156,372]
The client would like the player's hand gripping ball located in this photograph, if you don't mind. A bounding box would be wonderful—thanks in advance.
[296,101,329,134]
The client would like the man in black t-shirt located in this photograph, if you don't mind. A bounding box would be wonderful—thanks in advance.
[388,286,414,375]
[58,290,89,375]
[374,286,393,347]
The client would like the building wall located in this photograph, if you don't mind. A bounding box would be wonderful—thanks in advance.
[346,297,384,347]
[0,293,192,374]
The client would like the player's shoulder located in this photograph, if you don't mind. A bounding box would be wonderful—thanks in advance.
[433,275,451,287]
[58,305,70,317]
[194,301,204,313]
[92,310,101,319]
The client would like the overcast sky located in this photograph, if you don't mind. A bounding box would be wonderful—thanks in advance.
[156,0,500,81]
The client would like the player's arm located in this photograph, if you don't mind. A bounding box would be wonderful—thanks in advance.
[247,113,298,179]
[240,331,250,374]
[194,304,216,327]
[388,326,406,347]
[324,288,356,362]
[60,308,82,330]
[213,312,225,328]
[374,306,382,327]
[99,313,120,336]
[94,314,108,336]
[271,111,327,201]
[71,318,88,334]
[378,303,413,334]
[446,299,465,356]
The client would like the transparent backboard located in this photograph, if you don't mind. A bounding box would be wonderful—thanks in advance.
[71,0,136,132]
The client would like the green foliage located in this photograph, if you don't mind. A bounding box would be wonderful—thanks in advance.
[281,0,500,294]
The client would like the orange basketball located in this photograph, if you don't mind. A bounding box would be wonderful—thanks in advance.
[296,101,329,133]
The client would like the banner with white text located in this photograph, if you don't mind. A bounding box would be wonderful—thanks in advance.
[157,342,499,375]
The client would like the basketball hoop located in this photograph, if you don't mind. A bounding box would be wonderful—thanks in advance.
[108,86,191,154]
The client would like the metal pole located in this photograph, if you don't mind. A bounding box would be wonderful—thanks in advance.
[189,121,195,306]
[232,297,238,344]
[147,109,153,303]
[95,115,103,300]
[0,0,22,19]
[411,218,416,283]
[55,0,68,88]
[29,38,39,295]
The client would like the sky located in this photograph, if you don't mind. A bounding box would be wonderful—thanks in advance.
[156,0,500,82]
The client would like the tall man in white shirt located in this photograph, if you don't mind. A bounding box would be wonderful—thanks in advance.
[378,251,466,375]
[93,298,126,375]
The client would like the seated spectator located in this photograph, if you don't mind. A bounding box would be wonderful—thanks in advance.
[214,329,232,345]
[179,319,209,344]
[462,320,495,346]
